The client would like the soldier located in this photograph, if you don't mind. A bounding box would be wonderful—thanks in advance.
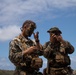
[9,20,43,75]
[43,27,74,75]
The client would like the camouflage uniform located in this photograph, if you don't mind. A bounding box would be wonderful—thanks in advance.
[43,27,74,75]
[9,34,43,75]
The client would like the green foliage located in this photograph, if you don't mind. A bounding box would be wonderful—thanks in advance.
[0,69,76,75]
[0,70,14,75]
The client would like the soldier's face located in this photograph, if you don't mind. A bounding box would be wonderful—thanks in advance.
[51,32,61,42]
[24,26,34,37]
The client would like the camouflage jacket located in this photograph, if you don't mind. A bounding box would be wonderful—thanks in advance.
[43,41,74,67]
[9,34,39,67]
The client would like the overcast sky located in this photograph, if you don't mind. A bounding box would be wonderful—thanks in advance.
[0,0,76,71]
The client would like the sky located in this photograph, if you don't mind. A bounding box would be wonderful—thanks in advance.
[0,0,76,71]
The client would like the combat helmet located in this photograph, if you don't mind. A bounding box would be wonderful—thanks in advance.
[47,27,62,34]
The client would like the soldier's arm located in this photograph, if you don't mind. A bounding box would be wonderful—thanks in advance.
[56,35,74,54]
[65,41,74,54]
[43,42,51,58]
[9,40,23,66]
[33,32,43,55]
[22,46,38,55]
[9,40,37,66]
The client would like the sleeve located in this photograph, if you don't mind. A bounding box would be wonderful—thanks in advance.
[32,39,43,56]
[65,41,74,54]
[9,39,25,66]
[43,41,51,58]
[43,41,49,50]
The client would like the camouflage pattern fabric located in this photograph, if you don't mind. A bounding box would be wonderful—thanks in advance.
[46,67,73,75]
[43,41,74,75]
[9,34,42,75]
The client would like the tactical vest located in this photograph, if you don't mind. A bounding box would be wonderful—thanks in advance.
[45,41,71,67]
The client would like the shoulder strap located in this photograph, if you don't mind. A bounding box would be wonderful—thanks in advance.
[45,41,51,47]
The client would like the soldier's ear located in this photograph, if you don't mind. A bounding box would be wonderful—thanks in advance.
[20,25,27,31]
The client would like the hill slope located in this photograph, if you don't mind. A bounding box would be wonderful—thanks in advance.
[0,69,76,75]
[0,70,14,75]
